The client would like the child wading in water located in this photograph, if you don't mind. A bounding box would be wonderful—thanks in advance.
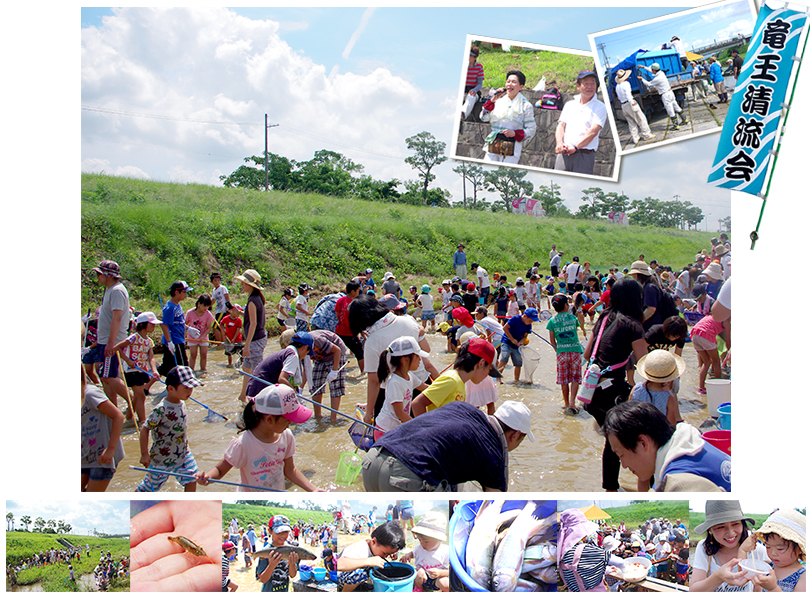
[691,313,729,394]
[185,294,215,372]
[546,294,583,415]
[81,367,125,492]
[741,508,806,592]
[374,336,430,440]
[220,302,243,368]
[136,366,202,492]
[630,349,684,425]
[196,384,323,492]
[112,311,161,424]
[417,285,436,332]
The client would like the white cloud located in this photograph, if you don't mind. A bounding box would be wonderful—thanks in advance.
[716,19,752,41]
[81,157,150,179]
[342,8,376,60]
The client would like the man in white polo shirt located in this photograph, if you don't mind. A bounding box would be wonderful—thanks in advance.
[614,69,656,146]
[554,70,607,175]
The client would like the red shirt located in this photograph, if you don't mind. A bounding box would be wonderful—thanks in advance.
[466,62,484,90]
[335,295,353,337]
[221,314,243,343]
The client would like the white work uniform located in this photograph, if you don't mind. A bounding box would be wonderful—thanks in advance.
[616,79,652,143]
[642,71,682,118]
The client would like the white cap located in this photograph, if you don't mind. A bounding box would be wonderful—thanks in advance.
[495,400,535,442]
[387,336,429,358]
[135,311,162,325]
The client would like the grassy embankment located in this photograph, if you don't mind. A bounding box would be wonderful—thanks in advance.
[221,503,333,531]
[82,174,716,335]
[476,44,594,93]
[593,501,690,537]
[7,531,129,592]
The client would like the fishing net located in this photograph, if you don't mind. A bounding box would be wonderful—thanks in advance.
[521,346,541,382]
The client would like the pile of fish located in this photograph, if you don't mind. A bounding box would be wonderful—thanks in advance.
[463,500,557,592]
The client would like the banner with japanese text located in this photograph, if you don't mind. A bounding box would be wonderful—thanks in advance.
[707,1,807,194]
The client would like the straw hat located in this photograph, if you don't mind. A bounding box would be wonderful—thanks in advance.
[755,509,806,561]
[635,350,686,383]
[702,263,723,280]
[615,69,632,84]
[235,269,263,290]
[628,260,652,276]
[412,511,448,542]
[713,244,729,257]
[694,500,755,534]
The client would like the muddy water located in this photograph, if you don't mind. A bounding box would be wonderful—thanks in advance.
[108,322,713,493]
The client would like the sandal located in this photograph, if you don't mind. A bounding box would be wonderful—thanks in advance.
[697,387,707,394]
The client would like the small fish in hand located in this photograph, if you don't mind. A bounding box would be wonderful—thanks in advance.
[168,536,214,563]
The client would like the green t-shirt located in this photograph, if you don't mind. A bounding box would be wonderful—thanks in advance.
[546,312,583,354]
[423,369,466,411]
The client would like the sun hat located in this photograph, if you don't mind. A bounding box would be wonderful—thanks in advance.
[635,350,686,383]
[135,311,162,325]
[631,541,642,548]
[91,260,122,279]
[646,543,656,552]
[452,307,474,328]
[602,535,620,553]
[713,244,729,257]
[279,329,295,348]
[702,263,723,280]
[387,336,429,358]
[251,384,312,423]
[421,284,431,293]
[437,322,451,333]
[494,400,535,442]
[457,243,465,249]
[755,509,805,560]
[412,511,448,542]
[523,307,540,322]
[235,269,263,290]
[628,260,652,276]
[615,69,632,84]
[442,279,451,285]
[270,515,292,534]
[384,271,395,280]
[515,276,524,283]
[559,509,599,557]
[379,293,406,311]
[165,365,203,389]
[694,500,755,535]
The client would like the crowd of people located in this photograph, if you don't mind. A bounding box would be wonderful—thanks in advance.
[6,544,127,590]
[81,228,731,493]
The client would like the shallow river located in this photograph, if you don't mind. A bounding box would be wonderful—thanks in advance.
[108,321,714,493]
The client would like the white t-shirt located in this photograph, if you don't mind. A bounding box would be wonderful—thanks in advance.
[277,296,292,322]
[716,277,731,310]
[477,266,490,288]
[363,315,428,384]
[615,80,634,104]
[559,94,608,150]
[514,286,527,303]
[338,540,372,560]
[376,372,420,432]
[212,284,229,314]
[417,294,434,312]
[413,543,450,571]
[295,295,309,321]
[566,263,582,285]
[692,538,769,592]
[223,429,295,492]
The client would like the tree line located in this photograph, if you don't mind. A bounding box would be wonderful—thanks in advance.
[6,512,73,534]
[220,131,704,229]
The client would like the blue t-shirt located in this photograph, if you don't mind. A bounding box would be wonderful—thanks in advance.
[374,402,507,491]
[161,301,185,344]
[501,315,531,348]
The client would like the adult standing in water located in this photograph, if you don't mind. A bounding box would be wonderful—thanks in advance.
[582,277,648,492]
[92,260,131,407]
[236,269,267,402]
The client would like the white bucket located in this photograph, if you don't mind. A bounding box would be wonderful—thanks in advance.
[705,379,731,417]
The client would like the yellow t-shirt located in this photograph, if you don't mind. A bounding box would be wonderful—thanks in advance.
[423,370,466,411]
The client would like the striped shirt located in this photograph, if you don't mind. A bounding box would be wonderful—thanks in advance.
[222,556,230,587]
[465,63,484,93]
[560,543,611,592]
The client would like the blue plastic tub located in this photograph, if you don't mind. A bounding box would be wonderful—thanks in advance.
[370,562,416,592]
[448,500,557,592]
[313,567,327,582]
[717,402,731,431]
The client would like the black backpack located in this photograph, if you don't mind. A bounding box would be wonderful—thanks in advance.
[539,87,563,110]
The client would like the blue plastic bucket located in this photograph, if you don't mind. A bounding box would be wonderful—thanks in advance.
[370,562,416,592]
[717,403,731,431]
[448,500,557,592]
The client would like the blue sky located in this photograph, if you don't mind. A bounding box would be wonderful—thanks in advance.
[80,6,730,223]
[7,500,131,536]
[591,0,756,67]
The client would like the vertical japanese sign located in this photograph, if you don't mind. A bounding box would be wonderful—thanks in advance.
[707,2,807,194]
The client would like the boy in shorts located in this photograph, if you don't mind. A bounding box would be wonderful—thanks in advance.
[221,302,244,367]
[135,366,201,492]
[546,294,583,415]
[159,280,193,376]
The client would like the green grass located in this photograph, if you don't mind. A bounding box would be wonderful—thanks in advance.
[7,532,130,592]
[476,45,594,93]
[82,174,718,335]
[222,503,333,530]
[592,501,690,536]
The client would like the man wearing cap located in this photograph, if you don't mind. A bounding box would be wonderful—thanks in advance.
[363,399,533,492]
[601,400,731,492]
[670,36,689,70]
[363,268,376,293]
[158,280,193,376]
[554,70,608,175]
[453,244,467,279]
[614,69,655,145]
[637,63,689,130]
[497,307,540,383]
[92,260,131,406]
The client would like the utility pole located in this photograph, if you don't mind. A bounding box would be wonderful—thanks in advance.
[264,114,279,192]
